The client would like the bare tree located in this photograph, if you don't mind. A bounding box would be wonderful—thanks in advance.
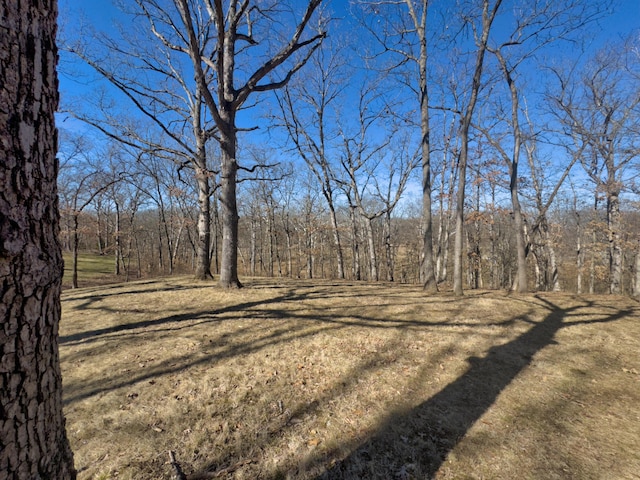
[356,0,439,290]
[334,79,399,282]
[452,0,503,296]
[58,134,118,288]
[273,41,346,279]
[372,138,421,282]
[0,0,76,477]
[550,36,640,294]
[479,0,609,293]
[175,0,326,287]
[64,2,219,281]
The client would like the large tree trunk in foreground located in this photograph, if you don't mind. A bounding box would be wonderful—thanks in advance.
[0,1,76,477]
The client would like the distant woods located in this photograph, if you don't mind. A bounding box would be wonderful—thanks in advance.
[58,0,640,295]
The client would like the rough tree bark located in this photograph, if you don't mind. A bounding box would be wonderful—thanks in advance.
[0,1,76,477]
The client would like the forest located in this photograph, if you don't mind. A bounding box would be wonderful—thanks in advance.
[4,1,640,478]
[58,0,640,295]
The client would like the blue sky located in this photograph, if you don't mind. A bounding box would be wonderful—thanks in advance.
[57,0,639,118]
[56,0,640,210]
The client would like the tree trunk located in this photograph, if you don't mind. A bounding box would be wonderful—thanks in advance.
[590,223,597,294]
[453,135,469,296]
[209,194,220,275]
[218,124,242,288]
[507,113,527,293]
[418,22,437,292]
[608,190,622,294]
[96,205,104,255]
[0,1,76,477]
[511,190,527,292]
[195,164,213,280]
[250,216,258,276]
[542,222,561,292]
[154,210,163,272]
[307,227,314,279]
[364,216,378,282]
[349,206,361,281]
[384,211,394,282]
[634,240,640,299]
[453,0,502,296]
[267,206,275,276]
[283,214,293,277]
[114,201,121,275]
[576,226,583,294]
[72,214,80,289]
[328,202,345,279]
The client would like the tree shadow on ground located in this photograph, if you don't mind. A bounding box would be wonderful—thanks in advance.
[59,281,479,347]
[60,282,483,420]
[314,296,632,479]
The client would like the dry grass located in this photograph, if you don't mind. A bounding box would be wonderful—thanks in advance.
[62,253,121,289]
[59,277,640,479]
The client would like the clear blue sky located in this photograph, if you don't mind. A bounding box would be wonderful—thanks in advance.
[56,0,639,188]
[58,0,639,105]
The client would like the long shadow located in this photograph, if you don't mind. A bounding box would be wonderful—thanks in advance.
[318,296,633,479]
[60,285,480,407]
[59,287,302,345]
[60,283,497,347]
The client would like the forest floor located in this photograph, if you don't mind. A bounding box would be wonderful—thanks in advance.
[60,277,640,479]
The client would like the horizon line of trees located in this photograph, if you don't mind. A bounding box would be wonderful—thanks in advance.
[59,145,640,296]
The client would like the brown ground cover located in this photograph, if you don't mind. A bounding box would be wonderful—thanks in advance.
[60,277,640,479]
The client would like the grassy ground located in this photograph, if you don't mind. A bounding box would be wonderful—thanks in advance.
[62,253,122,289]
[59,278,640,479]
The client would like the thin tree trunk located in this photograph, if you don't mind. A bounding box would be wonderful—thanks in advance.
[195,165,213,280]
[364,217,378,281]
[634,240,640,299]
[608,190,622,294]
[267,207,275,276]
[491,47,528,292]
[349,206,361,281]
[211,194,220,275]
[307,227,314,279]
[544,224,560,292]
[453,0,502,296]
[0,1,77,476]
[284,215,293,277]
[328,203,345,279]
[576,229,583,294]
[114,202,121,275]
[96,206,104,254]
[135,235,142,279]
[590,227,596,294]
[250,216,257,276]
[72,214,80,289]
[384,211,394,282]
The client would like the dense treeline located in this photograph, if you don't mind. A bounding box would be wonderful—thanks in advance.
[59,158,640,295]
